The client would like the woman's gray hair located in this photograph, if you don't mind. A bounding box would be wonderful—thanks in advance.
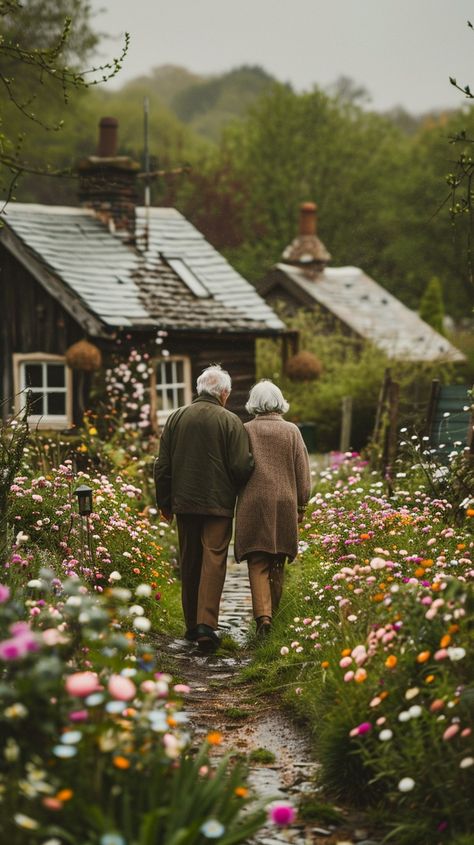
[245,380,290,416]
[196,365,232,398]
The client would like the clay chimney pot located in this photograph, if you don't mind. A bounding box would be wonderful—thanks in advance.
[299,201,317,236]
[97,116,118,157]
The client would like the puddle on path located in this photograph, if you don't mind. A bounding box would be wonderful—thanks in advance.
[156,560,379,845]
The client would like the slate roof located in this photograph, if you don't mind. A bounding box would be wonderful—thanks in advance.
[264,263,465,363]
[1,203,284,336]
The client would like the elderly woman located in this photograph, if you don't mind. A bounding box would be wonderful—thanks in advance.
[234,380,311,635]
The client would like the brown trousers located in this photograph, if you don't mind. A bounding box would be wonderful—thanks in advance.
[247,551,286,620]
[176,514,232,631]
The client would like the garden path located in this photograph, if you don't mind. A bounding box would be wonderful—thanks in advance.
[155,559,379,845]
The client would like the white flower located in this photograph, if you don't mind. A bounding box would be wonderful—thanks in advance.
[460,757,474,769]
[15,531,29,546]
[379,729,393,741]
[133,617,151,632]
[408,705,422,719]
[27,580,43,589]
[398,711,411,722]
[280,646,289,655]
[447,647,466,662]
[398,777,415,792]
[129,605,144,616]
[108,571,122,582]
[135,584,152,597]
[405,687,419,700]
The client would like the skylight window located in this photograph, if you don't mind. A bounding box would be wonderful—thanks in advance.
[166,257,209,298]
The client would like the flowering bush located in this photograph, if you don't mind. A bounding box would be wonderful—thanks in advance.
[250,457,474,843]
[0,573,266,844]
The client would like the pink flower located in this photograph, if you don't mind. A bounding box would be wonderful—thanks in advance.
[108,674,136,701]
[339,656,352,668]
[443,724,460,741]
[355,721,372,735]
[0,585,10,604]
[65,671,100,698]
[173,684,190,694]
[69,710,88,722]
[269,802,296,825]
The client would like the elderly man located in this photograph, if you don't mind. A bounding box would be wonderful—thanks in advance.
[154,365,254,649]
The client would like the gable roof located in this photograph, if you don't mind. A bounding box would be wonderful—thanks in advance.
[262,262,465,363]
[1,203,284,337]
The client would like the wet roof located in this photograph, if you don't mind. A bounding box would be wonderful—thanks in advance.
[270,263,465,363]
[1,203,284,335]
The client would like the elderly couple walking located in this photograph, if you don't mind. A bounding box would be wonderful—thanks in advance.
[154,365,311,650]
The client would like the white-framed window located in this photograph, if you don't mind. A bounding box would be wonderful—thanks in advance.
[164,256,210,298]
[13,353,72,430]
[150,356,192,427]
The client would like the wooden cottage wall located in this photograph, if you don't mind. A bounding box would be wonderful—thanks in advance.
[0,245,84,420]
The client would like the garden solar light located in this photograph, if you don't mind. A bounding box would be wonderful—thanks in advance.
[75,484,93,516]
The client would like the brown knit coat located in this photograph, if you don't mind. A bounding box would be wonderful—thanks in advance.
[234,414,311,562]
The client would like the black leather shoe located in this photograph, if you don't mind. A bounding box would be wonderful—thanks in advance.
[195,623,220,650]
[184,627,198,642]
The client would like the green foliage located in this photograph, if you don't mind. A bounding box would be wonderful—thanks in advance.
[0,404,29,561]
[248,748,275,764]
[419,276,445,334]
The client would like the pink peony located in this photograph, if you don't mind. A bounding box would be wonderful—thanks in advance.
[443,724,460,741]
[65,672,100,698]
[69,710,88,722]
[108,674,137,701]
[0,585,10,604]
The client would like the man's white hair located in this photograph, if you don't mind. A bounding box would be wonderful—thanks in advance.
[196,365,232,398]
[245,380,290,416]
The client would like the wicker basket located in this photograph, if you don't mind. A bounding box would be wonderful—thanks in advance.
[65,340,102,372]
[285,351,322,381]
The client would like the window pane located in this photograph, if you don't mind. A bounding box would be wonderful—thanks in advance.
[47,392,66,416]
[174,360,184,382]
[177,386,185,406]
[24,364,43,388]
[29,392,44,415]
[156,362,166,386]
[47,364,65,388]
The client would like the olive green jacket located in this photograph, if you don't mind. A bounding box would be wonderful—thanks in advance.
[154,394,254,517]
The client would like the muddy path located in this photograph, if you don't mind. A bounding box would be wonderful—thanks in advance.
[154,562,379,845]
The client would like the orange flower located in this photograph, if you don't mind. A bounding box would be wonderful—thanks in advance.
[457,543,466,550]
[113,756,131,769]
[372,593,385,603]
[360,533,370,540]
[425,674,435,683]
[341,648,351,657]
[414,568,425,578]
[422,559,433,567]
[467,508,474,517]
[354,668,367,682]
[320,661,330,669]
[379,690,389,700]
[448,624,459,634]
[385,655,398,669]
[207,731,223,746]
[417,651,431,664]
[56,789,73,802]
[440,634,451,648]
[167,717,177,728]
[235,786,249,798]
[431,583,441,592]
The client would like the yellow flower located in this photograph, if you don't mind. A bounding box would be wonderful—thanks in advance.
[425,675,435,684]
[88,427,98,436]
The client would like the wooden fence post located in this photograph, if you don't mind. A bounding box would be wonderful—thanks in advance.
[340,396,353,453]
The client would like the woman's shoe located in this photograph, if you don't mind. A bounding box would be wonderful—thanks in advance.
[256,616,272,636]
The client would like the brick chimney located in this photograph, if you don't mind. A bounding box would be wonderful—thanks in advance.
[77,117,139,238]
[281,201,331,271]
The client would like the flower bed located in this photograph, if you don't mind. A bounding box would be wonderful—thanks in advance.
[249,458,474,844]
[0,573,266,844]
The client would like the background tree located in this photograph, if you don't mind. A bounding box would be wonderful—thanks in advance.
[419,276,445,334]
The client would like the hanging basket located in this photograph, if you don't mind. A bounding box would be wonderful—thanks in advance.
[285,351,322,382]
[65,340,102,372]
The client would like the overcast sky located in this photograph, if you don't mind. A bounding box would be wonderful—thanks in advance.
[90,0,474,114]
